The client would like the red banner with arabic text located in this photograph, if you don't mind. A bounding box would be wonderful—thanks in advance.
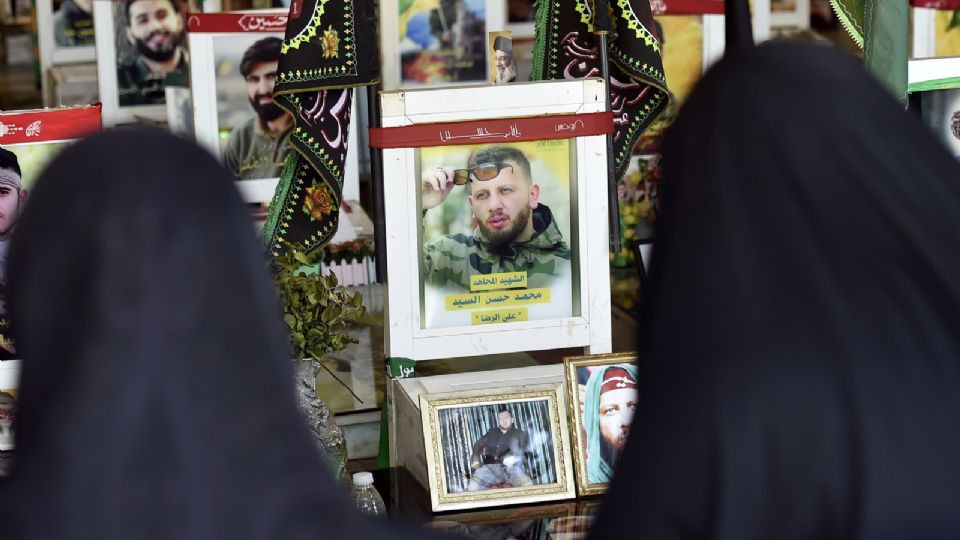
[909,0,960,8]
[185,12,288,33]
[0,105,102,146]
[369,112,614,149]
[650,0,724,15]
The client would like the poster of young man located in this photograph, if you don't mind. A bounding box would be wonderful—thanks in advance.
[0,106,102,359]
[214,34,292,181]
[418,140,577,329]
[53,0,95,46]
[113,0,190,107]
[398,0,489,85]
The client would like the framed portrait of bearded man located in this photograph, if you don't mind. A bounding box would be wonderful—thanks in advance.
[374,78,613,361]
[187,11,291,202]
[94,0,197,126]
[563,352,639,495]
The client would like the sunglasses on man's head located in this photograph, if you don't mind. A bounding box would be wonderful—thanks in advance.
[452,162,514,185]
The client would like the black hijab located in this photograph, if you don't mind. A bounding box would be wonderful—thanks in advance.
[0,129,428,540]
[591,43,960,538]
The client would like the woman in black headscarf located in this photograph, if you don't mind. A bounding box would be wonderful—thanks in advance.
[0,129,438,540]
[591,42,960,538]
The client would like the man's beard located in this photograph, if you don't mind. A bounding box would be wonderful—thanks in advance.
[478,205,530,246]
[250,96,287,123]
[599,435,624,468]
[134,31,182,63]
[496,63,517,83]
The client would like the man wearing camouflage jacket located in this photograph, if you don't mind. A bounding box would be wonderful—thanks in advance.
[420,145,571,291]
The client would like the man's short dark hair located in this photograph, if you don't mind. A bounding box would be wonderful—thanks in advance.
[240,37,283,78]
[124,0,181,26]
[468,145,531,182]
[493,35,513,55]
[0,147,21,178]
[497,408,512,417]
[951,110,960,141]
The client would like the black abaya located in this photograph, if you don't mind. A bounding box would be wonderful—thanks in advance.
[592,42,960,539]
[0,129,438,540]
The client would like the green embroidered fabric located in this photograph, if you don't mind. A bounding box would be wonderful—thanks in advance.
[830,0,907,103]
[532,0,670,180]
[261,0,379,260]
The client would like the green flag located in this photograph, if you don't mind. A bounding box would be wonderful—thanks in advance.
[261,0,379,260]
[531,0,670,181]
[830,0,907,103]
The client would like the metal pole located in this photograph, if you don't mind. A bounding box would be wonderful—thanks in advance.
[595,30,622,256]
[367,84,388,284]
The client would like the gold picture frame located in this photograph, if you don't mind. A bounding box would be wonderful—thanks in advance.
[563,351,639,496]
[419,384,576,512]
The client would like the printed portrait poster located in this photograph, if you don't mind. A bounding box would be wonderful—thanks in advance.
[53,0,96,47]
[437,400,558,494]
[573,362,638,485]
[213,33,292,182]
[113,0,192,107]
[419,139,578,329]
[921,87,960,160]
[488,31,516,84]
[398,0,488,85]
[0,141,72,358]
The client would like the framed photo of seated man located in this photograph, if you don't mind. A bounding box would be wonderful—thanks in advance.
[377,78,613,361]
[187,11,290,202]
[420,385,575,512]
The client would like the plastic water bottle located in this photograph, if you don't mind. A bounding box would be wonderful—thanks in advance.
[352,472,386,517]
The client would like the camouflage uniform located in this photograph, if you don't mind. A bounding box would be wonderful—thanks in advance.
[423,204,571,291]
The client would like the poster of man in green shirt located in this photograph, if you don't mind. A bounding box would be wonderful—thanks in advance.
[114,0,190,107]
[217,36,293,181]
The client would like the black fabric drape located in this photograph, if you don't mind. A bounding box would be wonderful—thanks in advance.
[591,42,960,539]
[0,129,436,540]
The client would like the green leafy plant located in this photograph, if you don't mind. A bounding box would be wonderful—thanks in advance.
[275,242,367,402]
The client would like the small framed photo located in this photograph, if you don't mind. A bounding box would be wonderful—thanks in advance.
[94,0,194,126]
[378,79,612,361]
[420,385,576,512]
[36,0,97,68]
[0,106,103,358]
[488,31,515,84]
[563,351,638,496]
[187,11,290,202]
[378,0,507,90]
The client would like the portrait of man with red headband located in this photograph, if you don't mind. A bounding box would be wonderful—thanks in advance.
[582,363,638,483]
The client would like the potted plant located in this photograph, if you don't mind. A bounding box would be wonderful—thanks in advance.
[274,242,367,481]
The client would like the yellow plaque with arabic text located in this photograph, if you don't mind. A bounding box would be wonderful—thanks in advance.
[471,308,529,325]
[445,288,551,311]
[469,271,528,292]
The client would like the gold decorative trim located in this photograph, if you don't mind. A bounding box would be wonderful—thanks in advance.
[562,351,639,497]
[420,385,576,512]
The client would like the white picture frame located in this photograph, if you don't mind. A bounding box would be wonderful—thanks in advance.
[187,11,362,203]
[187,11,287,202]
[912,6,937,59]
[36,0,97,107]
[380,78,613,362]
[94,0,193,126]
[378,0,507,91]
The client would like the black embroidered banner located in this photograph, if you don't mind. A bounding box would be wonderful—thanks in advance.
[261,0,378,260]
[531,0,670,181]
